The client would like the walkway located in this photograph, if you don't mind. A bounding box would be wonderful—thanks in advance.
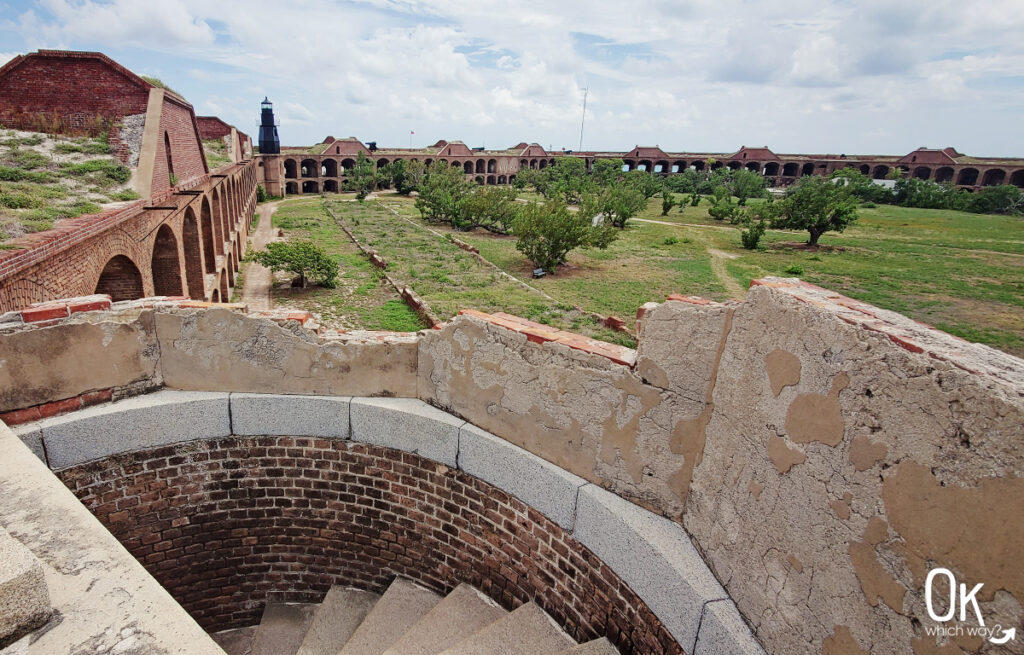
[241,199,283,310]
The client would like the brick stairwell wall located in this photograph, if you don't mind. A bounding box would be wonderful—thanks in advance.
[58,438,684,655]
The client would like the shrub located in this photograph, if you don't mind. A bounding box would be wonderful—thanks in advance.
[246,241,338,288]
[740,218,766,249]
[60,159,131,184]
[661,191,677,216]
[256,184,268,202]
[663,236,679,245]
[512,200,617,273]
[784,264,805,275]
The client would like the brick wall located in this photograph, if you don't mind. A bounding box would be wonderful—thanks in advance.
[0,54,149,134]
[196,117,231,140]
[57,439,682,655]
[152,99,209,195]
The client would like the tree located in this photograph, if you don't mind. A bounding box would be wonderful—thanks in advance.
[772,176,858,246]
[591,158,625,187]
[970,185,1024,215]
[415,162,473,224]
[831,168,895,204]
[583,183,646,228]
[726,169,766,206]
[246,241,337,288]
[344,152,376,200]
[737,198,777,250]
[661,190,677,216]
[512,200,617,273]
[624,169,662,199]
[382,159,422,195]
[456,186,520,233]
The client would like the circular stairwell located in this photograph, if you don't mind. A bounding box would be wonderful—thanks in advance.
[212,578,618,655]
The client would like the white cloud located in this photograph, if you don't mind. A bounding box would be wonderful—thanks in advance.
[3,0,1023,155]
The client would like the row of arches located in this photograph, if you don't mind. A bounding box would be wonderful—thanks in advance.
[93,163,258,305]
[282,156,555,181]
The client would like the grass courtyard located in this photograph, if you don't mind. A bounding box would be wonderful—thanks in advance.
[259,193,1024,357]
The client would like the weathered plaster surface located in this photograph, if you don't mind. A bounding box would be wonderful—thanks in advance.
[0,311,159,412]
[157,308,417,397]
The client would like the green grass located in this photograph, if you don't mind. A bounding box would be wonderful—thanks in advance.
[203,138,233,169]
[372,193,1023,356]
[265,197,427,332]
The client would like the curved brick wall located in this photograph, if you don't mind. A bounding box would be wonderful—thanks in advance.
[58,437,683,655]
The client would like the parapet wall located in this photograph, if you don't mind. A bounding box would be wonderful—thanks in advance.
[2,278,1022,655]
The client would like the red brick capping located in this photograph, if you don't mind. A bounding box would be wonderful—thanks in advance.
[57,439,682,655]
[0,388,112,426]
[460,309,637,367]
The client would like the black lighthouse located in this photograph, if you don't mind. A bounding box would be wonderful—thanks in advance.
[258,97,280,154]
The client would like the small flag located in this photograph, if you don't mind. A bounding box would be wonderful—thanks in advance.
[410,130,414,134]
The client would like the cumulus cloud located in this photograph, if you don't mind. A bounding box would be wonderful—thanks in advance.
[2,0,1022,155]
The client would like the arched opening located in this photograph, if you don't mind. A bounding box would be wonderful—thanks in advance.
[782,162,799,176]
[152,225,183,297]
[859,164,871,175]
[182,209,204,299]
[982,169,1006,186]
[508,175,516,185]
[322,159,338,177]
[286,181,299,195]
[872,165,890,180]
[913,167,932,180]
[377,159,389,170]
[671,161,684,173]
[301,159,317,178]
[302,180,320,194]
[538,160,547,170]
[464,161,474,174]
[1010,170,1024,188]
[341,159,356,173]
[638,160,651,172]
[227,253,235,284]
[935,167,955,184]
[530,159,537,169]
[439,159,448,167]
[219,271,229,301]
[323,180,339,193]
[710,161,723,171]
[518,159,527,170]
[95,255,144,301]
[474,176,484,185]
[728,161,742,171]
[487,175,496,185]
[763,162,780,176]
[691,161,705,172]
[210,289,220,303]
[199,201,216,274]
[745,162,760,172]
[284,159,298,179]
[497,175,506,184]
[164,132,174,186]
[424,159,433,168]
[801,163,815,176]
[654,160,669,174]
[957,168,979,186]
[487,159,497,173]
[201,196,222,260]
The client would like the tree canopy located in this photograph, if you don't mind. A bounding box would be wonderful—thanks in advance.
[772,176,858,246]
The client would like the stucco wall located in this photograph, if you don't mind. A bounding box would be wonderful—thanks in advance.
[2,279,1022,654]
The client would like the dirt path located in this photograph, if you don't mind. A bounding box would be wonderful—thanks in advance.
[241,199,284,310]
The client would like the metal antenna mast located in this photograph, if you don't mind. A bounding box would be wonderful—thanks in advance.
[578,87,588,151]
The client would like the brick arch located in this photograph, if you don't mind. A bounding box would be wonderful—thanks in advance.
[219,270,229,301]
[94,255,144,301]
[284,159,298,179]
[151,225,183,297]
[181,207,205,299]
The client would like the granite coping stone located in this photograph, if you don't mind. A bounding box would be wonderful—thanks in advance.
[458,423,587,531]
[32,390,230,469]
[349,397,463,468]
[694,599,766,655]
[230,393,351,438]
[572,483,730,653]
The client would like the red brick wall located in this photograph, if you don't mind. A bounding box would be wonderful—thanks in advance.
[196,117,231,140]
[58,439,682,655]
[0,55,149,134]
[152,100,209,194]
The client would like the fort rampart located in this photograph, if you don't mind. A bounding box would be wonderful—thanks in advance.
[2,278,1021,654]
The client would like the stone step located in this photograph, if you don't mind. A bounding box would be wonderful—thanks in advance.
[338,578,442,655]
[555,637,620,654]
[296,587,380,655]
[437,602,574,655]
[250,602,319,655]
[210,625,258,655]
[381,583,508,655]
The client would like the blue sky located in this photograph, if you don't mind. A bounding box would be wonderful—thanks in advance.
[1,0,1023,156]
